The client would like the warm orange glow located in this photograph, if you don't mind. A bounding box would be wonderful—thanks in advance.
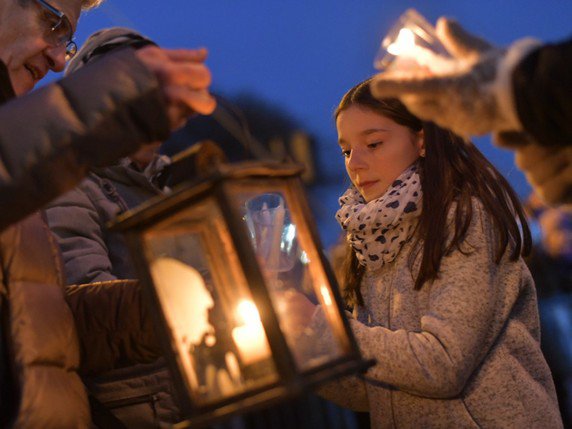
[387,28,416,56]
[232,300,271,365]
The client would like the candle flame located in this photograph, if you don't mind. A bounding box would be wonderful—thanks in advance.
[236,300,262,326]
[387,28,415,56]
[320,285,332,307]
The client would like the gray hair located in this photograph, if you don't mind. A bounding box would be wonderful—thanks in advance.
[19,0,103,10]
[81,0,104,10]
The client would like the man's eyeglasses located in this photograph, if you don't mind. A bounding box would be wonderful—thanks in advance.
[34,0,77,61]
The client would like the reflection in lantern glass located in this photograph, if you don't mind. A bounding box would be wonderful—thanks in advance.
[245,193,299,275]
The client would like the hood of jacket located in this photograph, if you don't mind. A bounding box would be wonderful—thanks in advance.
[91,154,170,193]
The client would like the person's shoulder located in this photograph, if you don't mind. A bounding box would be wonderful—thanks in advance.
[469,196,490,223]
[56,170,118,207]
[443,197,496,253]
[445,197,491,228]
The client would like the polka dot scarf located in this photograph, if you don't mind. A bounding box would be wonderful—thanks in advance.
[336,162,422,270]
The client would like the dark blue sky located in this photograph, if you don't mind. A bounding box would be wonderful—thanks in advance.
[54,1,572,246]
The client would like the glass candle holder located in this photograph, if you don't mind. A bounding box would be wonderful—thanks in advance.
[374,8,456,75]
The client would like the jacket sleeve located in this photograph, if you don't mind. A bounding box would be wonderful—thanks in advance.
[301,308,370,411]
[314,375,370,412]
[512,37,572,147]
[65,280,162,375]
[339,204,518,399]
[44,183,118,285]
[0,48,170,231]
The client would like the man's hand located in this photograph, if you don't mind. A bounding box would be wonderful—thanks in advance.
[370,18,540,139]
[136,46,216,129]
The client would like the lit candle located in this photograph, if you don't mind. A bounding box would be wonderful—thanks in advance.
[387,28,416,56]
[386,27,457,74]
[231,300,271,365]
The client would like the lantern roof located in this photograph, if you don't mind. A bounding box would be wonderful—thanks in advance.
[109,161,304,232]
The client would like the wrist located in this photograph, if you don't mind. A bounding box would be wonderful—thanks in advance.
[494,37,542,132]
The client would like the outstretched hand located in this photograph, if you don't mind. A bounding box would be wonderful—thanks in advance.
[136,46,216,130]
[370,18,539,139]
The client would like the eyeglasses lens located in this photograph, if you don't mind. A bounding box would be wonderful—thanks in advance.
[37,0,76,60]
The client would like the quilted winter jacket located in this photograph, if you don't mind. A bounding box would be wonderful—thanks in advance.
[0,49,169,428]
[46,161,166,285]
[45,161,182,427]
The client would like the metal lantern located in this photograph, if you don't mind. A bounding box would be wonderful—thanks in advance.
[110,161,372,428]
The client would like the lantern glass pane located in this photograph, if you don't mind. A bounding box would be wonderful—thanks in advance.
[233,185,348,371]
[142,197,278,406]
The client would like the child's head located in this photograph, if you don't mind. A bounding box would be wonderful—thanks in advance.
[336,78,531,292]
[334,79,503,206]
[335,80,424,201]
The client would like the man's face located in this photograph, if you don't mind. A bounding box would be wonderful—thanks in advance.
[0,0,82,95]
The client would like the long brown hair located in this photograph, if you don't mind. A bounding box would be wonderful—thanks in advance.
[336,79,531,306]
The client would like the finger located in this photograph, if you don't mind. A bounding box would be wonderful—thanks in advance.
[166,105,189,130]
[165,87,217,115]
[494,131,534,149]
[160,62,212,89]
[162,47,208,63]
[515,144,569,184]
[370,72,456,98]
[437,18,493,59]
[400,95,448,124]
[538,161,572,205]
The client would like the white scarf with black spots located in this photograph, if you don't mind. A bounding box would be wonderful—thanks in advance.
[336,162,422,269]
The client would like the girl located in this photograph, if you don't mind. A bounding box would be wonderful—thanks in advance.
[317,80,563,428]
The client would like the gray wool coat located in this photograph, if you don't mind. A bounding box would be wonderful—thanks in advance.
[318,200,563,428]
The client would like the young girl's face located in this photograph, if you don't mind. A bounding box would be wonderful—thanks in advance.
[337,105,424,202]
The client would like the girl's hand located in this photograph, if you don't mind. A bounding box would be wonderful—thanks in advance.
[277,289,317,336]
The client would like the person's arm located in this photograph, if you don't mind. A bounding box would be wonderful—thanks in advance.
[513,143,572,205]
[313,373,370,411]
[0,48,170,231]
[44,182,119,285]
[349,204,512,398]
[512,38,572,147]
[370,18,541,140]
[65,279,161,375]
[278,292,370,410]
[309,202,516,400]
